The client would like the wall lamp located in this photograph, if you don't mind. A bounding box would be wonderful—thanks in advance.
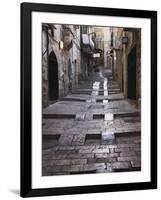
[59,41,64,50]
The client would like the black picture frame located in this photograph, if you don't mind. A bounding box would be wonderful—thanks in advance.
[21,2,157,197]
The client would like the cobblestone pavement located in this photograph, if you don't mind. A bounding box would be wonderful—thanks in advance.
[42,69,141,176]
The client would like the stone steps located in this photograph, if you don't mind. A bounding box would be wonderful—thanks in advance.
[42,70,141,175]
[43,113,76,119]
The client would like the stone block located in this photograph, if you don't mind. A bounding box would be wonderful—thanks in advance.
[118,156,141,162]
[103,100,108,104]
[75,113,86,121]
[92,148,109,153]
[53,149,79,155]
[68,153,94,159]
[105,113,114,121]
[58,135,73,146]
[131,160,141,168]
[79,148,93,153]
[83,163,106,171]
[87,157,116,164]
[95,153,119,158]
[112,162,131,169]
[72,135,85,145]
[58,146,75,150]
[120,152,136,157]
[86,99,92,103]
[114,147,130,152]
[117,143,140,148]
[101,131,115,145]
[71,159,87,165]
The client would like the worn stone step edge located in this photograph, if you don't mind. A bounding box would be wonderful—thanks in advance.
[114,131,141,137]
[43,112,140,119]
[43,114,76,119]
[93,112,140,119]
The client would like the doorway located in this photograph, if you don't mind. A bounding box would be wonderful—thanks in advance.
[128,45,136,100]
[48,51,59,100]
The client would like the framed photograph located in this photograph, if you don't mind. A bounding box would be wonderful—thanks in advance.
[21,2,157,197]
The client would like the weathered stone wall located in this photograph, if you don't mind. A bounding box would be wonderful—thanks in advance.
[113,28,141,104]
[104,28,111,68]
[136,30,141,104]
[42,24,81,107]
[125,29,141,102]
[113,28,124,91]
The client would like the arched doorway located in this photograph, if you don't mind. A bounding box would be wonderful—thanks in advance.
[128,45,136,100]
[48,51,59,100]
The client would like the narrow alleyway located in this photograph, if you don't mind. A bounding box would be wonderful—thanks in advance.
[42,68,141,176]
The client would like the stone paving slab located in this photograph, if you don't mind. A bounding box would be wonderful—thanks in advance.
[42,140,141,175]
[42,69,141,176]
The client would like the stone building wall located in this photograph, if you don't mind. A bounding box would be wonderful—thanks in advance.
[125,29,141,102]
[113,28,124,90]
[113,28,141,105]
[42,29,48,107]
[42,24,81,108]
[103,28,111,69]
